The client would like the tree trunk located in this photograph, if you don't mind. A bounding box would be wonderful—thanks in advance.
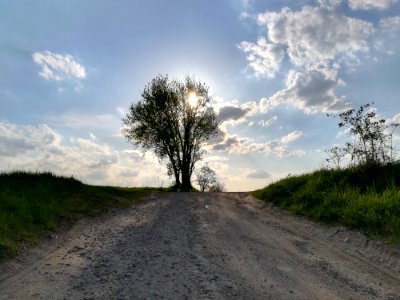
[168,155,181,188]
[181,163,192,190]
[173,169,181,188]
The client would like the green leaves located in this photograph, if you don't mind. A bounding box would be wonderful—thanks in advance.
[327,102,395,166]
[196,165,217,192]
[122,75,219,189]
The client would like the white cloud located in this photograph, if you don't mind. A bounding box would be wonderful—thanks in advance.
[348,0,398,10]
[238,37,285,77]
[32,50,86,81]
[280,131,303,144]
[247,169,270,179]
[0,122,61,156]
[239,4,375,114]
[211,130,305,157]
[0,121,308,191]
[214,166,267,192]
[388,113,400,125]
[0,121,167,187]
[386,114,400,141]
[260,70,350,113]
[256,5,374,70]
[379,16,400,32]
[258,116,277,127]
[214,99,259,129]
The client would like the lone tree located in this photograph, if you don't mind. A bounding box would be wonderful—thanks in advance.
[122,75,219,190]
[195,165,217,192]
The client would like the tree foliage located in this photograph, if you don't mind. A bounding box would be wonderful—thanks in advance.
[325,146,347,169]
[327,103,399,167]
[209,181,225,192]
[122,75,219,189]
[195,165,217,192]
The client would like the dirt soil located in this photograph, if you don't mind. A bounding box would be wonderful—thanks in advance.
[1,192,400,299]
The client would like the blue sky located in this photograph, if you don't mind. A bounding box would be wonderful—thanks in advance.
[1,0,399,191]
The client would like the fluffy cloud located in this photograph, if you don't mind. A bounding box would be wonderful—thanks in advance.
[240,3,377,113]
[348,0,398,10]
[212,135,244,152]
[0,121,167,187]
[379,16,400,33]
[238,38,284,77]
[217,101,257,123]
[260,70,349,113]
[0,121,308,191]
[32,51,86,81]
[218,106,249,122]
[256,6,374,70]
[0,122,61,156]
[246,169,270,179]
[211,130,305,157]
[280,131,303,144]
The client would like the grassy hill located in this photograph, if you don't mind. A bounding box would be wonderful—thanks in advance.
[253,163,400,243]
[0,171,160,258]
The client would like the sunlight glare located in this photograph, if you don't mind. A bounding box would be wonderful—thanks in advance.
[188,92,198,107]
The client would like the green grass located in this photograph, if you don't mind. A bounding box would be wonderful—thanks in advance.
[0,171,162,258]
[253,163,400,242]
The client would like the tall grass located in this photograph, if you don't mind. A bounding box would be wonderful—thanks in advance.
[253,163,400,242]
[0,171,159,258]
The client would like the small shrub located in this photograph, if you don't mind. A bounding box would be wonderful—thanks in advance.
[209,182,225,192]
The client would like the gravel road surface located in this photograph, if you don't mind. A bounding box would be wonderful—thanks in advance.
[1,192,399,299]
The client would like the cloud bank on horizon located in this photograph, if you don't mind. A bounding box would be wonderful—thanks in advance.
[0,0,399,191]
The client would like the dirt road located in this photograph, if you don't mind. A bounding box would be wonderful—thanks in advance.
[1,193,399,299]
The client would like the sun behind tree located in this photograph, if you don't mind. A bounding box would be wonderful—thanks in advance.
[187,91,198,108]
[122,75,219,190]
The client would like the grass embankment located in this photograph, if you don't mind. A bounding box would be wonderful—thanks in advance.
[0,171,160,258]
[253,163,400,242]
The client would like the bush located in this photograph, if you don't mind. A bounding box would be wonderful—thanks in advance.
[209,182,225,192]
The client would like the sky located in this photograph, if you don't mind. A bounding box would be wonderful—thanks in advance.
[1,0,400,191]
